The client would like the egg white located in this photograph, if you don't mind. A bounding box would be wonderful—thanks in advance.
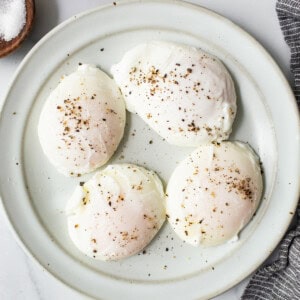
[66,164,166,261]
[111,41,236,146]
[166,142,263,246]
[38,64,126,176]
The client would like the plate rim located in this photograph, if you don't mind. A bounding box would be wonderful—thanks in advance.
[0,0,299,299]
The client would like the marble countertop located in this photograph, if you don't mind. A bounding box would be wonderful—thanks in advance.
[0,0,291,299]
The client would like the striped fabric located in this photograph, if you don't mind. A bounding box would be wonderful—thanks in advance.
[277,0,300,103]
[242,1,300,299]
[242,210,300,299]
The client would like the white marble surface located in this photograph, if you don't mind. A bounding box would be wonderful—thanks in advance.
[0,0,291,299]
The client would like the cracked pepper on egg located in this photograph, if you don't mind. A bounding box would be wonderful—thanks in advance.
[166,141,263,246]
[38,64,126,176]
[66,164,166,260]
[111,41,236,146]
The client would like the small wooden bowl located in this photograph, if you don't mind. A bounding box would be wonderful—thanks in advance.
[0,0,35,58]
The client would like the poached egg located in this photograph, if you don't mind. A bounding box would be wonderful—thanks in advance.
[166,141,263,246]
[38,64,126,176]
[66,164,166,261]
[111,41,236,146]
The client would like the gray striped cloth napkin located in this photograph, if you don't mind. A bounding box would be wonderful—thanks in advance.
[242,0,300,299]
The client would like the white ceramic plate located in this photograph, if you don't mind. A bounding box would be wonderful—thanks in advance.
[0,1,299,299]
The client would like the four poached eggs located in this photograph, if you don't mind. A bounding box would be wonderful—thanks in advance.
[38,42,263,260]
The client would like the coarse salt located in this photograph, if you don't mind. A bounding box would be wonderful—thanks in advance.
[0,0,26,42]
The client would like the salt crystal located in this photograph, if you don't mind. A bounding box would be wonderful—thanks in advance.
[0,0,26,41]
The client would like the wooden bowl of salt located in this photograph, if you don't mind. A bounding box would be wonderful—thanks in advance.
[0,0,35,58]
